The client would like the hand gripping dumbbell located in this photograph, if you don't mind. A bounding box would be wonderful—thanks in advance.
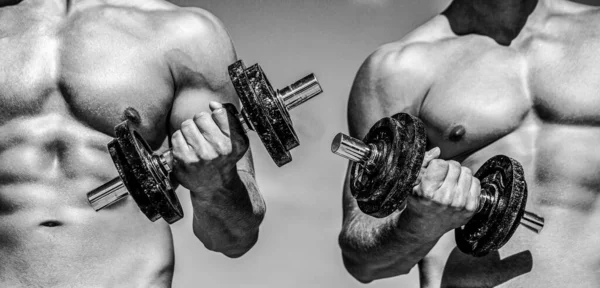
[86,60,323,224]
[331,113,544,257]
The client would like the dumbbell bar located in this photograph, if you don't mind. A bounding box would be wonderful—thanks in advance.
[87,60,322,224]
[331,113,544,256]
[332,133,544,231]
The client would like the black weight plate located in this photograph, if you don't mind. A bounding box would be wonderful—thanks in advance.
[483,156,527,253]
[228,60,291,167]
[350,113,426,218]
[455,155,527,257]
[246,64,299,151]
[390,112,427,209]
[108,139,160,222]
[114,121,183,224]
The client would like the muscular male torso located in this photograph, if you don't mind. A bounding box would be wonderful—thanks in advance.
[0,0,221,286]
[368,1,600,287]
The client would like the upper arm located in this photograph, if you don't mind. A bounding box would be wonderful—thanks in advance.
[347,42,434,138]
[165,8,254,174]
[342,42,435,237]
[167,8,238,125]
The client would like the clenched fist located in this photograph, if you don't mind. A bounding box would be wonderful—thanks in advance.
[406,147,481,240]
[170,101,249,192]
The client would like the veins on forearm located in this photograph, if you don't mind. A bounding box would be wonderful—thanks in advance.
[341,208,439,274]
[190,170,265,255]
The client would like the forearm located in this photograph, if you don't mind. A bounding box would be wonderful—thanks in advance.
[339,208,441,283]
[190,170,265,258]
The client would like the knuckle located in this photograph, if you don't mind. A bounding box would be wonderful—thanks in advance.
[215,141,232,155]
[465,202,478,214]
[430,159,446,168]
[447,160,460,168]
[461,166,472,176]
[198,149,218,161]
[183,158,197,166]
[193,112,212,123]
[420,178,439,193]
[417,183,435,199]
[452,193,467,209]
[436,187,452,205]
[172,130,182,139]
[421,187,435,200]
[176,154,196,167]
[450,202,464,211]
[472,179,481,194]
[181,119,196,129]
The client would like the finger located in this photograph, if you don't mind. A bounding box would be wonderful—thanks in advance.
[422,147,441,168]
[180,119,206,150]
[194,111,225,143]
[465,178,481,215]
[171,130,197,165]
[423,159,449,183]
[419,159,449,199]
[415,147,442,186]
[194,111,233,156]
[452,167,473,210]
[441,160,462,188]
[209,101,223,111]
[436,161,461,203]
[220,103,245,135]
[210,103,231,136]
[221,103,249,154]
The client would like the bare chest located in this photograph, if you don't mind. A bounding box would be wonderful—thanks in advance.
[524,24,600,125]
[421,34,600,159]
[0,7,173,146]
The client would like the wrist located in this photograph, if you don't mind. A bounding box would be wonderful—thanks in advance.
[396,206,445,243]
[190,167,242,202]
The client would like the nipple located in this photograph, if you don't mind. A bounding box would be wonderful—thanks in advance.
[122,107,142,125]
[449,125,466,142]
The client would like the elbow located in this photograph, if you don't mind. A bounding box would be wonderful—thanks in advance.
[338,231,378,283]
[194,195,265,258]
[341,254,377,284]
[341,252,412,283]
[197,227,260,258]
[338,231,412,283]
[220,230,260,258]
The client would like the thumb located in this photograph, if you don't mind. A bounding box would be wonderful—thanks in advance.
[220,103,249,156]
[413,147,441,187]
[422,147,441,168]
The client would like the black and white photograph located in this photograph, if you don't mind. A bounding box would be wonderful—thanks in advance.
[0,0,598,287]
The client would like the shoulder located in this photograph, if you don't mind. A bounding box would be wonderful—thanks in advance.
[119,2,235,70]
[353,15,457,98]
[160,6,231,45]
[348,16,453,131]
[151,5,236,92]
[360,15,456,82]
[157,6,234,58]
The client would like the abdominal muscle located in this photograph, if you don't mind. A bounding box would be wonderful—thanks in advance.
[437,118,600,288]
[0,113,174,288]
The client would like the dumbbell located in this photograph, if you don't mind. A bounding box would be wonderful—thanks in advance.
[86,60,323,224]
[330,113,544,257]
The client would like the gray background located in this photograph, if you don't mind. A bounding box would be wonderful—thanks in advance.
[166,0,600,287]
[165,0,600,288]
[166,1,448,287]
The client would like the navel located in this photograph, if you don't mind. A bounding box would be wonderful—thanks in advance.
[40,220,63,228]
[449,125,466,142]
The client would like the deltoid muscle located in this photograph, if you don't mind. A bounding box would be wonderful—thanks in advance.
[87,59,324,224]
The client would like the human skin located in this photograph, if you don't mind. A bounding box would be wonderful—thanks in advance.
[0,0,265,287]
[339,0,600,287]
